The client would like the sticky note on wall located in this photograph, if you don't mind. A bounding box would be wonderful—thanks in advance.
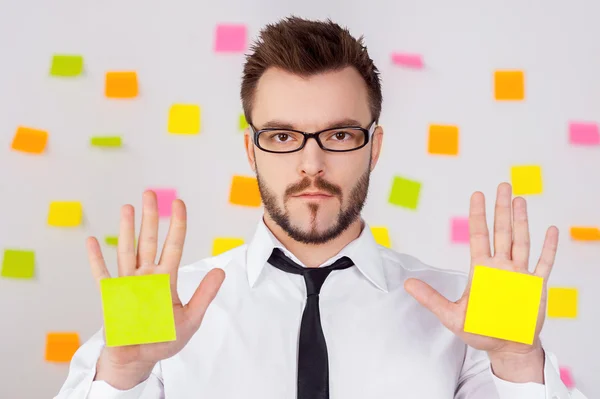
[464,265,543,345]
[168,104,201,134]
[391,52,424,69]
[239,114,249,130]
[212,238,245,256]
[100,274,176,347]
[548,287,578,318]
[450,217,469,243]
[511,165,543,195]
[50,54,83,77]
[11,126,48,154]
[48,201,83,227]
[494,70,525,101]
[370,226,391,248]
[559,367,575,389]
[45,332,80,362]
[105,71,138,98]
[388,176,421,210]
[1,249,35,279]
[91,136,122,148]
[570,226,600,241]
[215,24,247,52]
[148,188,178,218]
[229,175,262,207]
[428,124,459,155]
[569,122,600,146]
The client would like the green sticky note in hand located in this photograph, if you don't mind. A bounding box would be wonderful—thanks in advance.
[388,176,422,210]
[1,249,35,279]
[100,274,176,347]
[50,55,84,77]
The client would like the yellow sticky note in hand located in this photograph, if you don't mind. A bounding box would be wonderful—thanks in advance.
[229,175,262,207]
[464,265,543,345]
[100,274,176,347]
[45,332,80,362]
[495,70,525,101]
[11,126,48,154]
[48,201,83,227]
[212,237,245,256]
[548,288,578,318]
[370,226,391,248]
[427,124,459,155]
[511,165,543,195]
[168,104,201,134]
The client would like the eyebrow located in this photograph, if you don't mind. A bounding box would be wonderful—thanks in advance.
[258,118,365,130]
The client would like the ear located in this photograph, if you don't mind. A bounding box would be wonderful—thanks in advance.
[244,129,257,173]
[369,125,384,172]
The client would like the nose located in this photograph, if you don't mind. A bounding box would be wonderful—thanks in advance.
[297,136,326,178]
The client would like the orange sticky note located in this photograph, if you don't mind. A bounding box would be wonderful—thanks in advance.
[428,124,459,155]
[105,71,138,98]
[11,127,48,154]
[45,332,80,362]
[229,175,262,207]
[570,227,600,241]
[495,70,525,101]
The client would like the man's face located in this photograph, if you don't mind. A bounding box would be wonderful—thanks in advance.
[245,66,383,244]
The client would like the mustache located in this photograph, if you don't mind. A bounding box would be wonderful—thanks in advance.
[285,176,342,198]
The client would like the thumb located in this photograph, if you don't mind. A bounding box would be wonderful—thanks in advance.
[404,278,459,332]
[185,268,226,329]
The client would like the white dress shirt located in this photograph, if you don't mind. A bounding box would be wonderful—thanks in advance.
[55,217,587,399]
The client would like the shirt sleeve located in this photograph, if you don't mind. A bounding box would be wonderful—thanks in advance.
[53,327,164,399]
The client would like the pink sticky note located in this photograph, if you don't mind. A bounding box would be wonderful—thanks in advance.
[149,188,177,218]
[214,24,247,52]
[559,367,575,389]
[569,122,600,146]
[451,217,469,244]
[391,52,424,69]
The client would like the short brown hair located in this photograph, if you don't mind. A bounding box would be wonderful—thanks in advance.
[241,16,382,125]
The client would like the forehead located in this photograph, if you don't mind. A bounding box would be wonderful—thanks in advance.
[251,66,371,130]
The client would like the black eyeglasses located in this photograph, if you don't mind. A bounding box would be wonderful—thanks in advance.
[250,120,377,154]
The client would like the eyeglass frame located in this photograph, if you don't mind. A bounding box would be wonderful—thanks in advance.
[249,120,378,154]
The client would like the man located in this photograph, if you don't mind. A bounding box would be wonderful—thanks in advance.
[56,16,586,398]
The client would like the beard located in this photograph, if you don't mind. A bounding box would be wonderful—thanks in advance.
[256,160,371,245]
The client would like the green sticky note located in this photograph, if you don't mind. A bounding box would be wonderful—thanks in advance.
[100,274,176,347]
[105,236,119,246]
[389,176,421,210]
[91,136,122,148]
[239,114,249,130]
[1,249,35,279]
[50,55,84,77]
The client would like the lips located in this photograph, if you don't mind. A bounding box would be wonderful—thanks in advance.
[295,192,332,197]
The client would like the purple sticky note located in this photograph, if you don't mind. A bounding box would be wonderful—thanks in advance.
[214,24,247,52]
[569,122,600,146]
[391,52,424,69]
[149,188,177,218]
[451,217,469,244]
[559,367,575,389]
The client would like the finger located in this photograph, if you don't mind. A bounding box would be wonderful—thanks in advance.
[493,182,513,260]
[469,191,491,261]
[185,268,226,329]
[137,190,159,267]
[511,197,531,271]
[533,226,559,280]
[86,236,111,288]
[117,205,137,276]
[158,199,187,276]
[404,278,461,333]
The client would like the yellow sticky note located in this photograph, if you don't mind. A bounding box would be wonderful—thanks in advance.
[11,126,48,154]
[168,104,201,134]
[427,124,459,155]
[511,165,543,195]
[495,70,525,101]
[48,201,83,227]
[45,332,80,362]
[105,71,138,98]
[464,265,543,345]
[229,175,262,207]
[548,288,578,318]
[370,226,391,248]
[239,114,249,130]
[212,237,245,256]
[100,274,176,347]
[570,227,600,241]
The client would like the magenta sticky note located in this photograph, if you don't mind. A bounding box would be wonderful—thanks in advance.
[391,53,424,69]
[214,24,247,52]
[559,367,575,388]
[149,188,177,218]
[451,217,469,244]
[569,122,600,146]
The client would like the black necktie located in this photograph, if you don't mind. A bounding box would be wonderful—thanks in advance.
[267,248,355,399]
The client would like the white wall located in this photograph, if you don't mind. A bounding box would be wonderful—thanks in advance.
[0,0,597,397]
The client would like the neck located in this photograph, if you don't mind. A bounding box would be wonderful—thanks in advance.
[263,213,364,268]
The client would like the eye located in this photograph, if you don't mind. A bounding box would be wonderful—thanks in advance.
[326,130,354,141]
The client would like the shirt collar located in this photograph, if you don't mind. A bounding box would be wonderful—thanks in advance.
[246,215,388,293]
